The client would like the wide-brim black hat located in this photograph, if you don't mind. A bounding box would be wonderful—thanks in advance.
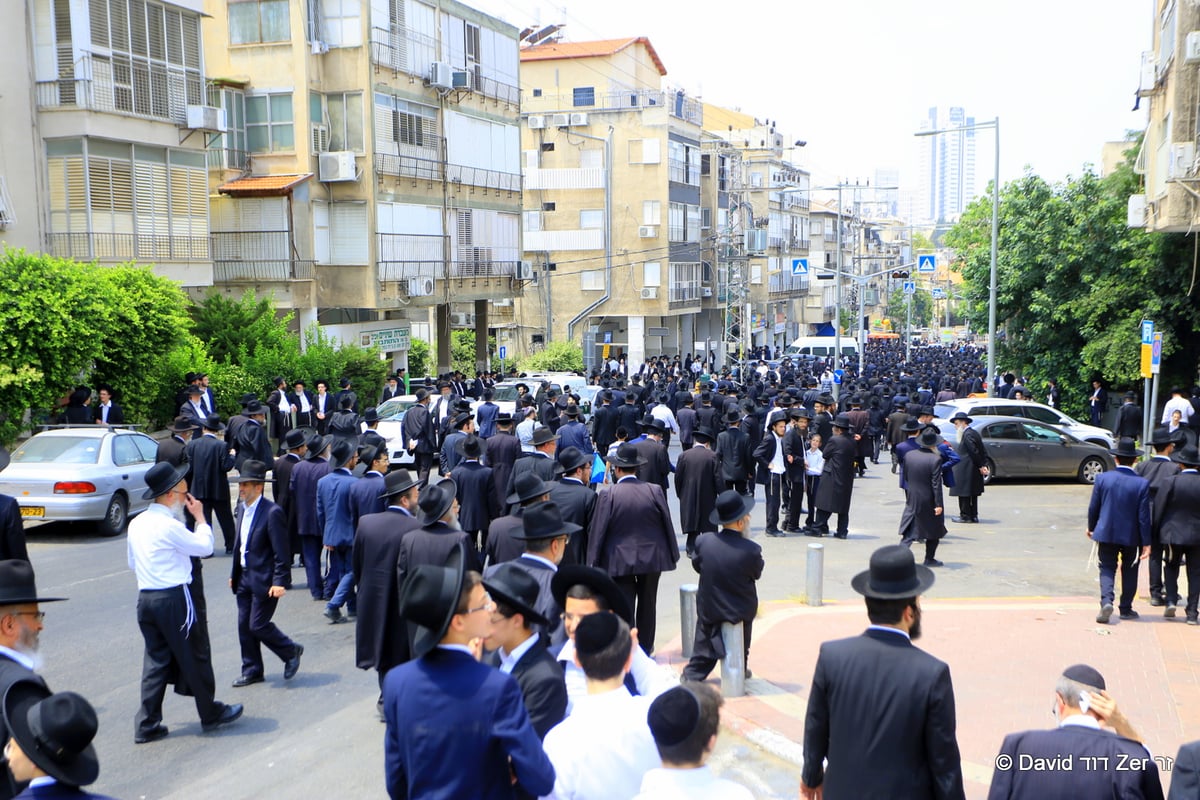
[454,435,485,459]
[710,490,755,526]
[142,462,188,501]
[551,565,633,624]
[692,427,716,443]
[832,413,853,430]
[379,468,424,499]
[243,400,266,416]
[168,416,195,433]
[283,428,307,450]
[418,478,458,525]
[515,500,581,540]
[562,405,581,418]
[201,414,225,432]
[557,446,591,474]
[483,564,550,627]
[918,428,941,447]
[1151,427,1181,446]
[850,545,935,599]
[607,443,646,469]
[530,427,559,446]
[305,433,333,461]
[1109,437,1141,458]
[948,412,973,424]
[723,409,741,424]
[4,681,98,788]
[506,472,552,505]
[232,460,271,483]
[640,416,667,434]
[362,408,380,424]
[0,561,65,605]
[1173,445,1200,466]
[328,439,356,470]
[399,542,466,659]
[900,417,923,433]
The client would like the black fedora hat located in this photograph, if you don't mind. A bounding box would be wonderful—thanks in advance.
[562,405,581,418]
[398,542,466,659]
[900,416,923,433]
[418,478,458,525]
[918,427,941,447]
[0,561,65,605]
[233,460,270,483]
[710,489,754,527]
[832,413,853,430]
[495,412,515,425]
[723,408,741,424]
[168,415,195,433]
[142,462,187,501]
[185,384,203,396]
[244,400,266,416]
[1109,437,1141,458]
[1151,427,1179,446]
[482,563,549,626]
[305,433,332,461]
[238,392,258,407]
[328,438,356,471]
[506,472,552,505]
[851,544,936,599]
[607,442,646,469]
[283,428,307,450]
[454,434,484,459]
[550,565,633,624]
[379,468,424,499]
[640,416,667,434]
[692,426,716,443]
[530,427,559,447]
[3,681,98,788]
[362,407,380,424]
[557,446,591,474]
[515,500,581,541]
[949,411,973,424]
[201,413,225,432]
[353,443,382,477]
[1173,445,1200,466]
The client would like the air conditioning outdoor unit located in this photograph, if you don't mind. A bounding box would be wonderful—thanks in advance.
[1127,194,1148,228]
[185,105,226,132]
[551,113,570,127]
[1187,31,1200,64]
[449,312,475,326]
[569,112,588,126]
[528,115,546,129]
[318,151,357,182]
[311,123,330,153]
[640,287,658,300]
[452,69,471,89]
[1169,142,1196,179]
[429,61,454,90]
[407,277,435,297]
[516,260,534,280]
[638,225,658,238]
[702,287,713,297]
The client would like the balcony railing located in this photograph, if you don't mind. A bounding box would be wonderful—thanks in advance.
[449,259,517,279]
[369,28,519,105]
[668,280,702,304]
[45,232,209,261]
[447,163,521,192]
[373,151,520,192]
[769,272,810,295]
[525,88,702,123]
[465,70,520,106]
[207,148,250,173]
[35,52,203,125]
[210,231,312,282]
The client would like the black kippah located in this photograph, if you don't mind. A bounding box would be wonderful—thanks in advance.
[1062,663,1106,690]
[574,612,620,657]
[647,686,701,747]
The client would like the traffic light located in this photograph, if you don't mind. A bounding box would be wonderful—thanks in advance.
[891,270,910,279]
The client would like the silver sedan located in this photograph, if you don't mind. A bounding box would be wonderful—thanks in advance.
[933,415,1114,484]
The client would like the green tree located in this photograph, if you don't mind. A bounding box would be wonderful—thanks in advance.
[885,287,933,332]
[448,330,497,376]
[517,341,585,373]
[191,291,295,364]
[406,338,431,380]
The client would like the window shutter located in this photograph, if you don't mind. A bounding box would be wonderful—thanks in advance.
[313,202,330,263]
[331,203,368,264]
[90,0,110,49]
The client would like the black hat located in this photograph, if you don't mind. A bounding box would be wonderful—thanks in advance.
[918,427,941,448]
[238,392,258,407]
[723,408,741,424]
[574,612,623,660]
[700,392,713,404]
[817,394,836,406]
[379,468,424,499]
[340,378,352,388]
[362,408,380,424]
[949,412,973,424]
[328,439,356,471]
[496,412,515,425]
[608,443,646,469]
[647,686,702,748]
[168,415,195,432]
[398,543,465,659]
[141,462,188,501]
[767,411,788,427]
[506,472,552,505]
[557,446,591,474]
[482,564,549,626]
[530,427,559,446]
[233,460,270,483]
[185,385,203,396]
[1109,437,1140,458]
[417,478,458,525]
[244,400,266,417]
[563,405,581,418]
[919,406,936,417]
[201,414,225,432]
[283,429,307,450]
[1123,391,1137,400]
[357,443,383,469]
[0,561,65,605]
[305,433,332,461]
[900,416,923,433]
[1173,445,1200,466]
[832,413,853,430]
[1061,664,1106,691]
[414,388,429,402]
[550,565,633,624]
[692,426,716,443]
[1151,427,1179,446]
[454,434,484,459]
[3,682,98,788]
[515,500,581,541]
[850,545,935,599]
[640,416,667,434]
[184,372,197,384]
[710,489,755,526]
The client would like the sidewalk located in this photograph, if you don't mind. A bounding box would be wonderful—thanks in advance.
[657,595,1200,799]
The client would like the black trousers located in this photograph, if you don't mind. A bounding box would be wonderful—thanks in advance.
[135,585,220,735]
[236,574,298,678]
[811,507,848,537]
[785,474,805,529]
[413,452,435,484]
[1149,542,1166,599]
[724,478,749,496]
[200,495,236,552]
[1164,544,1200,614]
[681,617,754,681]
[614,572,661,654]
[957,495,979,521]
[805,475,820,526]
[300,536,325,599]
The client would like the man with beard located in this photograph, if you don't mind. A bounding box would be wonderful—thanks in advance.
[398,478,482,582]
[800,545,964,800]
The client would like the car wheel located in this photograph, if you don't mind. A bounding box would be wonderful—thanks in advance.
[98,493,128,537]
[1078,456,1106,485]
[983,457,997,485]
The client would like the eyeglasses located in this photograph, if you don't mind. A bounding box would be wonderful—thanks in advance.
[560,612,587,625]
[465,594,495,615]
[11,611,44,622]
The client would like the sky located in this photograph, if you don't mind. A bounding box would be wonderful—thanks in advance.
[469,0,1151,201]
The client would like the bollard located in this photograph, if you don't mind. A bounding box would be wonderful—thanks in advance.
[807,542,824,607]
[720,621,746,698]
[680,584,698,659]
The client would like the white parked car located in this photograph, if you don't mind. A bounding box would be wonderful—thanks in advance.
[933,398,1115,449]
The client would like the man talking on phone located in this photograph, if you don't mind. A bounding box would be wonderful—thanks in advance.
[986,664,1163,799]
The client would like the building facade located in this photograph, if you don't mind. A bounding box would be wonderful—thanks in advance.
[916,106,976,225]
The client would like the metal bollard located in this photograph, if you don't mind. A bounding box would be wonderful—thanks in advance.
[720,621,746,698]
[680,584,698,659]
[807,542,824,607]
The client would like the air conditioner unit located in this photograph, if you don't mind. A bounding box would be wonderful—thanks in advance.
[569,112,588,126]
[1187,31,1200,64]
[1169,142,1196,179]
[452,69,471,89]
[1127,194,1148,228]
[1138,51,1158,95]
[516,260,534,280]
[185,105,226,132]
[745,229,768,253]
[407,277,435,297]
[638,225,658,238]
[551,113,570,128]
[449,312,475,326]
[318,151,357,182]
[528,115,546,129]
[701,287,713,297]
[311,123,330,154]
[429,61,454,90]
[640,287,658,300]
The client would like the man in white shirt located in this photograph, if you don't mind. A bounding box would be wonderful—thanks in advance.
[540,613,660,800]
[127,461,243,744]
[1163,386,1194,426]
[635,684,753,800]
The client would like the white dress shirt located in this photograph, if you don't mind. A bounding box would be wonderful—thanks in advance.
[1163,395,1194,424]
[540,686,660,800]
[770,432,786,474]
[498,631,539,674]
[99,403,112,423]
[127,503,214,590]
[558,638,676,715]
[0,645,35,670]
[297,392,311,413]
[649,403,680,434]
[634,767,754,800]
[239,496,261,568]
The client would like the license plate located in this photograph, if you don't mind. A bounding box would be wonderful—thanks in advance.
[19,507,44,519]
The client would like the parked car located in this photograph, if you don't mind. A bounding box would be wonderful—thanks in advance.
[933,398,1115,449]
[0,427,160,535]
[931,415,1113,484]
[374,395,418,467]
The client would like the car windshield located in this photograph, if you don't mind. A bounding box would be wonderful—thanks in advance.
[493,386,521,402]
[12,435,101,464]
[934,403,958,418]
[377,400,415,421]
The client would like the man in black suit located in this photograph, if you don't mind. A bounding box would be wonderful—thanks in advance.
[675,427,720,558]
[273,429,307,566]
[397,479,482,586]
[485,413,521,512]
[1089,379,1108,427]
[229,461,303,687]
[1113,391,1143,440]
[379,373,403,405]
[782,409,811,532]
[289,380,316,430]
[949,412,988,524]
[483,563,567,739]
[549,447,595,567]
[715,409,752,496]
[1141,428,1184,607]
[184,415,236,555]
[1154,445,1200,622]
[487,474,553,568]
[402,389,437,483]
[155,417,194,470]
[178,385,207,430]
[801,545,965,800]
[615,392,641,439]
[234,401,272,471]
[682,491,763,682]
[899,428,949,566]
[591,392,618,455]
[753,412,789,538]
[450,435,500,554]
[506,428,559,513]
[266,378,292,454]
[633,417,671,492]
[1171,740,1200,800]
[987,664,1162,799]
[334,377,358,415]
[804,414,857,539]
[92,385,124,425]
[0,450,27,564]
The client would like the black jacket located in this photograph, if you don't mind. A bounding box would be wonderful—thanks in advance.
[484,637,566,740]
[989,726,1162,800]
[548,478,594,566]
[183,434,233,500]
[230,498,290,594]
[715,426,752,484]
[354,507,423,671]
[691,528,762,624]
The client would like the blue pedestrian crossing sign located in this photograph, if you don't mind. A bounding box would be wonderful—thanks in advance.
[918,254,937,273]
[903,281,916,295]
[791,258,808,276]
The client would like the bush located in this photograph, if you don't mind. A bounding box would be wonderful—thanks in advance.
[518,341,585,374]
[407,338,431,380]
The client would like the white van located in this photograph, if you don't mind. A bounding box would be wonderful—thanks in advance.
[784,336,860,359]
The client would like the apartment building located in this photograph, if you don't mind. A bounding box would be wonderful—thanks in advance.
[201,0,524,370]
[0,0,214,289]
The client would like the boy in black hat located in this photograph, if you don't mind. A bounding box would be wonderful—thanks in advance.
[450,435,500,554]
[682,490,763,682]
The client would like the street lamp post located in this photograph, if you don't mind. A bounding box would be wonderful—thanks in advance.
[914,117,1000,396]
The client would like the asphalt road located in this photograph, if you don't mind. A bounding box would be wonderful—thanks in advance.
[23,446,1098,799]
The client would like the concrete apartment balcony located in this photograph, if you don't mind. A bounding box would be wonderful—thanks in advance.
[369,28,519,106]
[210,231,314,282]
[35,52,203,125]
[373,143,521,193]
